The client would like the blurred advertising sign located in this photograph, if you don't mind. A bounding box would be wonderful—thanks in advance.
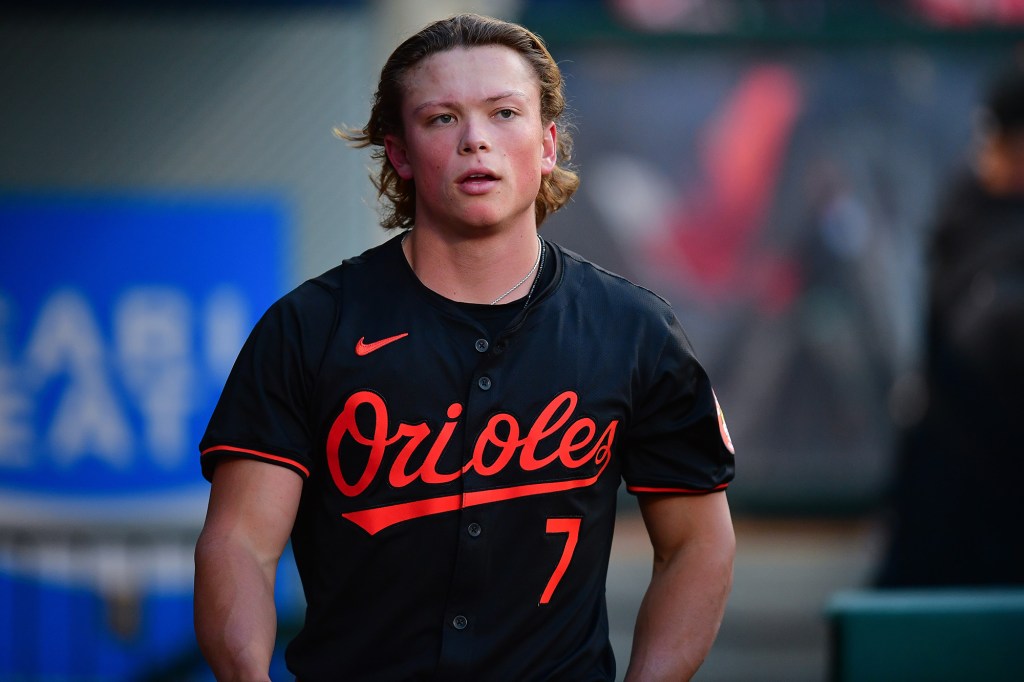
[0,194,285,527]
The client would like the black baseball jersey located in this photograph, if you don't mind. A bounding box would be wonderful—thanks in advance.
[199,234,735,681]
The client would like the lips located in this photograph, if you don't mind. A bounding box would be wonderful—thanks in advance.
[458,168,499,186]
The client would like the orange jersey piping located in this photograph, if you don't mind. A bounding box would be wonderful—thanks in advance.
[201,445,311,478]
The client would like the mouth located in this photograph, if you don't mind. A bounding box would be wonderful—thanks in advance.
[459,170,499,184]
[457,170,500,196]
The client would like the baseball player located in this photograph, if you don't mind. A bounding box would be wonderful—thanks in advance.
[194,13,735,682]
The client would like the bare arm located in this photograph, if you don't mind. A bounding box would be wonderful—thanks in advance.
[194,458,303,682]
[624,491,735,682]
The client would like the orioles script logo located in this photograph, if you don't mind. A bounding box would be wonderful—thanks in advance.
[326,390,617,535]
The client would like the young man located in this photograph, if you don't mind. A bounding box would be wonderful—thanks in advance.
[194,13,735,682]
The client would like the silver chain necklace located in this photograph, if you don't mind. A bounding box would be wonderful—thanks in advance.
[518,236,546,309]
[401,232,544,306]
[490,234,544,305]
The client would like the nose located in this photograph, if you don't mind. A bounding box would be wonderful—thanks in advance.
[460,122,490,154]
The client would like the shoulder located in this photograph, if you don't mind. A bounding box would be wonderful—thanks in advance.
[555,243,677,324]
[262,275,338,333]
[307,235,401,294]
[549,243,694,368]
[273,235,403,320]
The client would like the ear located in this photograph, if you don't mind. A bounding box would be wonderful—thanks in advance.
[540,121,557,176]
[384,134,414,180]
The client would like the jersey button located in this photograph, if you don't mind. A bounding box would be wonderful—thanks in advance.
[452,615,469,630]
[467,522,482,537]
[474,338,489,353]
[478,376,492,391]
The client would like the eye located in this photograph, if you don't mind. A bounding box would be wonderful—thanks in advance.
[431,113,455,125]
[496,108,516,120]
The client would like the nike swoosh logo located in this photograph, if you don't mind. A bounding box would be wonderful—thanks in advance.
[355,332,409,356]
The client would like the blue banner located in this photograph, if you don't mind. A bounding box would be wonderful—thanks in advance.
[0,194,285,521]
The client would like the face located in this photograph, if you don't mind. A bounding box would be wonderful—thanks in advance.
[384,45,558,235]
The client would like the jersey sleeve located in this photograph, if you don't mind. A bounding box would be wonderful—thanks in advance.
[198,280,337,482]
[621,309,735,495]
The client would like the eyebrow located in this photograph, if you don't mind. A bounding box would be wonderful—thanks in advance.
[412,90,529,116]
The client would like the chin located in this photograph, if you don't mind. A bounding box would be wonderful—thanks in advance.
[456,211,510,230]
[460,204,535,230]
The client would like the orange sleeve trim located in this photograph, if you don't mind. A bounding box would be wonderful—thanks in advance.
[201,445,310,478]
[627,482,729,495]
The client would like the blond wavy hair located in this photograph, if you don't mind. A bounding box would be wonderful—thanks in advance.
[337,13,579,230]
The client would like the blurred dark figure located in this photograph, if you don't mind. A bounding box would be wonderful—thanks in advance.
[875,59,1024,587]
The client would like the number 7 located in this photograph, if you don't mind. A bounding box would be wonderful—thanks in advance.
[540,518,582,605]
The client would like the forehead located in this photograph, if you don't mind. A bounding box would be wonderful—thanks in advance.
[400,45,540,107]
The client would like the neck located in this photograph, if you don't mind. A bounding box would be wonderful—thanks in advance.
[402,227,543,304]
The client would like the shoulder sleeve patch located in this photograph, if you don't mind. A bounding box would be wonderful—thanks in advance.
[715,390,735,455]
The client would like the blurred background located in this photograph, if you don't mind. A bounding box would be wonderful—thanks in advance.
[1,0,1022,680]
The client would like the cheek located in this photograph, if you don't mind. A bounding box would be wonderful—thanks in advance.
[522,153,546,185]
[404,137,448,174]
